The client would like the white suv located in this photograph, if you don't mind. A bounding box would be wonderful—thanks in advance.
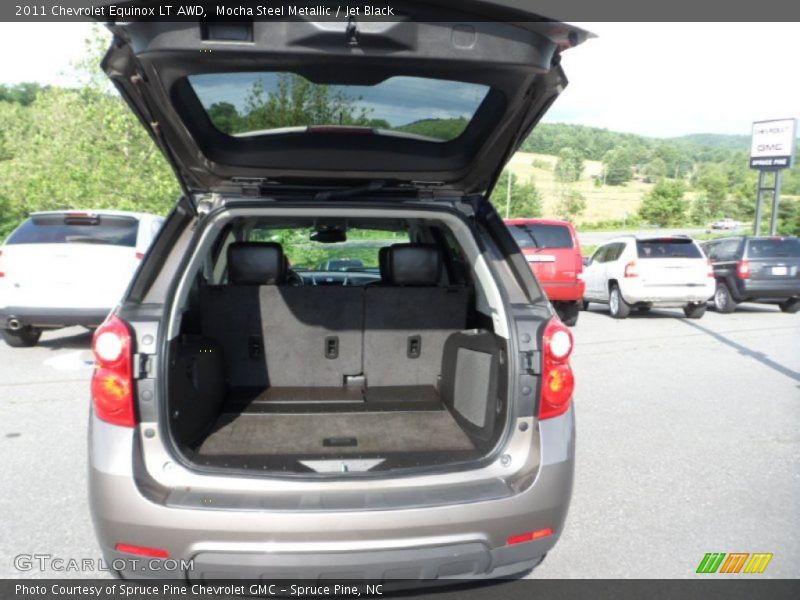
[582,236,714,319]
[0,210,163,346]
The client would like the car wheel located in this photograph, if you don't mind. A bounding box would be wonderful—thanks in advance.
[779,298,800,314]
[1,326,42,348]
[683,302,707,319]
[609,284,630,319]
[557,302,580,327]
[713,282,736,313]
[579,300,589,311]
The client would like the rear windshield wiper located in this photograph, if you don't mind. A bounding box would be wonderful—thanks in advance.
[314,180,386,201]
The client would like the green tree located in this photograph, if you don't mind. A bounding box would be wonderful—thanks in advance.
[638,180,688,226]
[241,74,371,133]
[206,102,242,134]
[556,189,586,221]
[642,157,667,183]
[553,146,584,183]
[602,148,633,185]
[490,170,542,218]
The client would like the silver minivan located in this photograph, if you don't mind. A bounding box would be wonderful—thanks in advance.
[89,7,585,580]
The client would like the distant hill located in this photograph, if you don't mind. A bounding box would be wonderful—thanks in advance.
[395,117,468,140]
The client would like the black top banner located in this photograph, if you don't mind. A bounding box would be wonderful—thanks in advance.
[3,0,800,22]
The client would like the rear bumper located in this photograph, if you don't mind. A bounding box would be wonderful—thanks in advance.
[621,281,714,305]
[736,280,800,302]
[0,306,110,329]
[541,281,585,302]
[89,408,575,580]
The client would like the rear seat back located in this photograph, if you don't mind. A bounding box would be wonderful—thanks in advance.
[364,244,469,387]
[260,286,364,387]
[200,242,283,387]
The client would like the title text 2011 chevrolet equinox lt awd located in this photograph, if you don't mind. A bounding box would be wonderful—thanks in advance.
[89,8,589,580]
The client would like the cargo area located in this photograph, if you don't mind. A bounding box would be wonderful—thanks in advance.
[165,227,510,474]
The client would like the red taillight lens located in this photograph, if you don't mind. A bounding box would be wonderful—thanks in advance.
[91,315,136,427]
[624,261,638,278]
[737,260,750,279]
[506,528,554,545]
[115,543,169,558]
[135,252,145,260]
[539,318,575,420]
[706,259,715,278]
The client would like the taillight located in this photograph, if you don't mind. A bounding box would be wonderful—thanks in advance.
[624,261,638,278]
[706,259,715,278]
[737,260,750,279]
[539,318,575,420]
[91,315,136,427]
[135,252,144,260]
[0,250,4,277]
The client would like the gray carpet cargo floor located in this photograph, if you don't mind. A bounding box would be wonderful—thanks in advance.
[195,410,475,457]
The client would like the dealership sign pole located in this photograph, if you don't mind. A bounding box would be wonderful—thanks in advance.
[750,118,797,235]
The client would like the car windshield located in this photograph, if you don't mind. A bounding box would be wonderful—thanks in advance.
[247,227,408,272]
[189,72,490,142]
[5,215,138,247]
[509,224,574,249]
[747,238,800,258]
[636,239,702,259]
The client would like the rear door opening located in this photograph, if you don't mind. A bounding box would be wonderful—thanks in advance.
[162,210,514,475]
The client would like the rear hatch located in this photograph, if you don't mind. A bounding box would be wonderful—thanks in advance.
[1,212,140,309]
[744,237,800,287]
[505,220,582,288]
[635,238,709,287]
[100,6,590,198]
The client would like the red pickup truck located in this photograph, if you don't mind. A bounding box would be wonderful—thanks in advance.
[505,218,585,326]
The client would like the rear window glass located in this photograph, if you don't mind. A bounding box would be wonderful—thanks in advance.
[189,72,490,142]
[747,238,800,258]
[509,224,574,249]
[636,239,702,259]
[6,215,138,247]
[247,227,408,272]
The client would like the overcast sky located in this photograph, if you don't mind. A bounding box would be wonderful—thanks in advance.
[0,21,797,138]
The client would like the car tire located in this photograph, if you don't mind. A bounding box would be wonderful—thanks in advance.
[713,282,737,314]
[608,284,630,319]
[557,302,580,327]
[779,298,800,314]
[1,326,42,348]
[580,300,589,311]
[683,302,707,319]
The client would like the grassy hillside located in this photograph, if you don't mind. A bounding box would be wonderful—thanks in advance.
[505,151,704,224]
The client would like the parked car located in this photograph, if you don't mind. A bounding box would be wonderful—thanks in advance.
[582,235,714,319]
[711,218,740,231]
[505,218,584,326]
[0,210,163,347]
[87,13,588,581]
[700,236,800,313]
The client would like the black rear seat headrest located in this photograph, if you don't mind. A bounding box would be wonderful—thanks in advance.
[383,243,443,286]
[227,242,286,285]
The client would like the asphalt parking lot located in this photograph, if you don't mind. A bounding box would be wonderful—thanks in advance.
[0,305,798,579]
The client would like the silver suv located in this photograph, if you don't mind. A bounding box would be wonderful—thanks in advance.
[88,9,586,580]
